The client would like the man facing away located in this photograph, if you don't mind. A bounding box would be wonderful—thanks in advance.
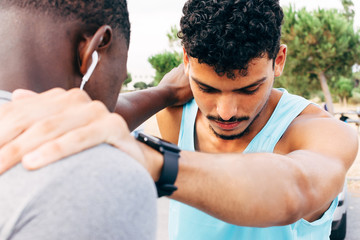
[0,1,157,239]
[0,0,357,240]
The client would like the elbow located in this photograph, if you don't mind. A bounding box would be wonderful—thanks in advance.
[278,192,306,225]
[276,173,314,225]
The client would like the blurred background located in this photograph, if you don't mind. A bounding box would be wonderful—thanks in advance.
[128,1,360,239]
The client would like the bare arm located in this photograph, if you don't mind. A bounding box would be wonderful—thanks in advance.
[0,64,190,173]
[172,150,344,227]
[151,110,358,227]
[115,87,174,131]
[115,64,191,131]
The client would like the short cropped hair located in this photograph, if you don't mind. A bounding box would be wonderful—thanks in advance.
[1,0,130,48]
[179,0,284,78]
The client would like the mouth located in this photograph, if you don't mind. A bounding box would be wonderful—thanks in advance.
[213,120,242,131]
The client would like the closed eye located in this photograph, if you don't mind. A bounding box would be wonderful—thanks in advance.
[198,85,219,93]
[235,85,261,95]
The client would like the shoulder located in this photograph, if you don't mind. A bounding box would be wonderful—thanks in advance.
[277,103,358,169]
[0,144,156,199]
[156,105,184,144]
[0,144,157,239]
[65,144,156,190]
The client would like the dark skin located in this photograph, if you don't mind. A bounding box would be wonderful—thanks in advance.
[0,7,151,174]
[0,7,128,110]
[0,5,357,229]
[0,50,357,227]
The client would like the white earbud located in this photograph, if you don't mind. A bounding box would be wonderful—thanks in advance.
[80,51,99,90]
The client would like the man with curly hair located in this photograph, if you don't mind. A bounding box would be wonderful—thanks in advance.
[0,0,157,239]
[154,1,356,239]
[0,0,357,239]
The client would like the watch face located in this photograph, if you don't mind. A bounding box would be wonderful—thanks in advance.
[136,132,180,153]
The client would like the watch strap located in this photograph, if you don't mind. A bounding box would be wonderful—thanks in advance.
[156,150,179,197]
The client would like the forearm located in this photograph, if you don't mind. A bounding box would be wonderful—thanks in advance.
[115,64,191,130]
[115,86,175,131]
[170,150,345,227]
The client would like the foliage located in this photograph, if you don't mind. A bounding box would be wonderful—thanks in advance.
[349,87,360,104]
[147,26,183,86]
[280,6,360,113]
[334,76,353,100]
[282,6,360,83]
[274,72,319,99]
[133,81,149,90]
[354,71,360,81]
[341,0,355,22]
[148,51,183,86]
[123,72,132,87]
[167,25,182,49]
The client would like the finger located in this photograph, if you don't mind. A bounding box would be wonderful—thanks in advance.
[0,88,90,148]
[22,113,128,170]
[12,89,38,101]
[0,100,109,173]
[0,88,66,147]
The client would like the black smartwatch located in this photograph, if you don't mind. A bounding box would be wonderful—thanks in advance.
[135,131,180,197]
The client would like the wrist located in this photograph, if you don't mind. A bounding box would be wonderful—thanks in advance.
[157,84,178,107]
[138,141,164,182]
[135,132,180,197]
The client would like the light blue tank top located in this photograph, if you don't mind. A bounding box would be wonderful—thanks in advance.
[169,89,338,240]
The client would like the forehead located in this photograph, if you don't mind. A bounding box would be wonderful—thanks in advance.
[188,57,273,87]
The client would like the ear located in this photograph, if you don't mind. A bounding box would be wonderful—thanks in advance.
[183,47,190,77]
[274,44,287,77]
[78,25,113,75]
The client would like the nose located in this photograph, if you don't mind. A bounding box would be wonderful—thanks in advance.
[216,94,238,121]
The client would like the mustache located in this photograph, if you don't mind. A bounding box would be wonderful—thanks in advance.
[207,115,250,123]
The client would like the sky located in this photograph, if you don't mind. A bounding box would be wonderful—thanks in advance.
[126,0,360,84]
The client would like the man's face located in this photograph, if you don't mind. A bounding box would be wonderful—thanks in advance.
[185,56,279,140]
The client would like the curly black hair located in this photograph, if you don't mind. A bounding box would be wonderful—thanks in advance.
[179,0,284,78]
[1,0,130,48]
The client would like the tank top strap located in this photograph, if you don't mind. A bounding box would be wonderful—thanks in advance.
[245,89,311,153]
[178,99,198,151]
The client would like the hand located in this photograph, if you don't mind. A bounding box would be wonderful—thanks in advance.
[0,88,150,175]
[158,64,193,106]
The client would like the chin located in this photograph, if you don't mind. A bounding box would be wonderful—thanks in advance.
[210,126,249,140]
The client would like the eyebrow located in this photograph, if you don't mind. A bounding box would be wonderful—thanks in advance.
[191,76,267,91]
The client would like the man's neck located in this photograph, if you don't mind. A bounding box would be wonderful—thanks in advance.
[0,8,77,92]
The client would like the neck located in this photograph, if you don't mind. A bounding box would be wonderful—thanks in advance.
[0,8,80,92]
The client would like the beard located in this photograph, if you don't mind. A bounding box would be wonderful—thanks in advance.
[208,114,257,140]
[207,99,269,141]
[207,115,250,140]
[209,124,250,140]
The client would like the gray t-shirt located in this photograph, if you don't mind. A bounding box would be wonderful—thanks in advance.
[0,91,157,240]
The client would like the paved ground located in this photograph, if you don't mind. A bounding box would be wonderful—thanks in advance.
[346,192,360,240]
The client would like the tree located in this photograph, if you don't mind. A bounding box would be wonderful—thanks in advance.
[341,0,355,22]
[167,25,182,50]
[281,6,360,114]
[333,76,353,106]
[148,51,183,86]
[148,26,183,86]
[123,72,132,88]
[133,81,149,90]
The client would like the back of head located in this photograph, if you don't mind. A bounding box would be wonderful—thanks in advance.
[1,0,130,47]
[0,0,131,111]
[179,0,284,78]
